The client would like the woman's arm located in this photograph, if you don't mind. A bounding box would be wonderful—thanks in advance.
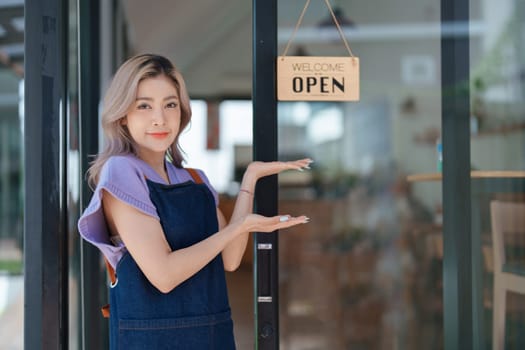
[103,188,307,293]
[220,159,312,271]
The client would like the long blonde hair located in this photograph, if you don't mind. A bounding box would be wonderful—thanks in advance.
[87,54,192,188]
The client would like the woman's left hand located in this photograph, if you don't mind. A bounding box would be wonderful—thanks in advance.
[246,158,313,181]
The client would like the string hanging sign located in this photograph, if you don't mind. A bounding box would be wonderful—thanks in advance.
[277,0,360,101]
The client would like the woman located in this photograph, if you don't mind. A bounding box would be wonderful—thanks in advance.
[78,53,311,349]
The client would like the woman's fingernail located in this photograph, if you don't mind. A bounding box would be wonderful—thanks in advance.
[280,215,290,222]
[304,165,311,169]
[297,168,304,172]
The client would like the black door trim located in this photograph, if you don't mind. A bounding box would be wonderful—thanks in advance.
[252,0,279,348]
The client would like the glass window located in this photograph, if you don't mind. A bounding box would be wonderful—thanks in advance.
[469,0,525,348]
[277,1,443,348]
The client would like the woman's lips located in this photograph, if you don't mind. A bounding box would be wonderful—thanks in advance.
[148,132,169,139]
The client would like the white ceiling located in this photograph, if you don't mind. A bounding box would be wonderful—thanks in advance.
[121,0,441,98]
[122,0,252,98]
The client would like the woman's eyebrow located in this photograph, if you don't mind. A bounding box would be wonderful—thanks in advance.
[135,95,179,101]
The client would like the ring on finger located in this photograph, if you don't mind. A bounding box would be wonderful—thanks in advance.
[279,215,290,222]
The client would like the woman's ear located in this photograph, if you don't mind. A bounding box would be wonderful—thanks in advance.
[120,116,128,126]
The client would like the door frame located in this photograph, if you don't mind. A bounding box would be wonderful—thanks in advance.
[252,0,280,348]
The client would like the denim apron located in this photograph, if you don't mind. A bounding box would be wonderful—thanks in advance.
[109,176,236,350]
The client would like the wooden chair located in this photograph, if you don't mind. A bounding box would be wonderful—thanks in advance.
[490,200,525,350]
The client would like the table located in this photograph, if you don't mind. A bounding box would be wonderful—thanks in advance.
[407,171,525,182]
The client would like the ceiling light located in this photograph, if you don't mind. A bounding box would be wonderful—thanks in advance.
[318,6,355,28]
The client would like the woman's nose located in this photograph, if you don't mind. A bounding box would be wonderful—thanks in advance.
[152,108,166,125]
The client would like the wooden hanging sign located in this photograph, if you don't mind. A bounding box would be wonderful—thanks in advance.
[277,0,360,102]
[277,56,359,101]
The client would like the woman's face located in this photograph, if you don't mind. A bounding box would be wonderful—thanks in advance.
[122,75,181,161]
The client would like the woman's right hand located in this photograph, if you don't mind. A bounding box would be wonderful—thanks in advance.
[234,213,309,234]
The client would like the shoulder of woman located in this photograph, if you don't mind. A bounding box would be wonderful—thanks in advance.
[193,168,211,182]
[101,154,146,184]
[97,154,159,217]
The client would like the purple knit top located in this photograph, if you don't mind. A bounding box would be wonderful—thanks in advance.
[77,154,218,269]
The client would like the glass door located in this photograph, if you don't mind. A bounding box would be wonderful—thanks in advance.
[276,1,443,349]
[469,0,525,348]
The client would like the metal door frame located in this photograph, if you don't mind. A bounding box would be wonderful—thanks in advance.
[253,0,279,348]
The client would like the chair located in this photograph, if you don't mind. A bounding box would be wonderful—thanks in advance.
[490,200,525,350]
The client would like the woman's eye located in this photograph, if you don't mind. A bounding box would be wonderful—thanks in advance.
[137,104,150,109]
[167,102,178,108]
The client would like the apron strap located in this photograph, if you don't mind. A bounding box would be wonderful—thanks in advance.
[186,168,204,184]
[101,257,117,318]
[104,257,117,285]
